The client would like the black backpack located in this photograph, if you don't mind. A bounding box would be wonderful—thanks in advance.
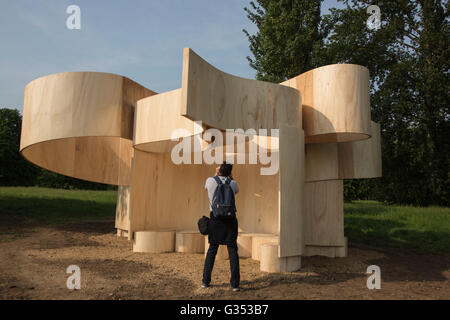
[211,176,236,220]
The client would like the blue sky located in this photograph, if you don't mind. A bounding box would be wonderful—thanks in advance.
[0,0,344,112]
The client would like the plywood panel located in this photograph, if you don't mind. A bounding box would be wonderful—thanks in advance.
[133,231,175,253]
[304,245,336,258]
[233,165,279,234]
[278,125,304,258]
[304,180,345,246]
[20,72,155,185]
[21,72,155,149]
[281,64,371,143]
[339,121,382,179]
[128,150,280,236]
[260,243,301,273]
[176,231,205,253]
[237,233,253,258]
[181,48,301,131]
[118,140,134,186]
[115,185,131,231]
[134,88,204,153]
[305,122,382,182]
[304,239,348,258]
[21,138,76,178]
[251,235,279,261]
[305,142,339,182]
[21,136,133,185]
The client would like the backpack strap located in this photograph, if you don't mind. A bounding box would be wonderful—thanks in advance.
[213,175,222,185]
[225,178,231,184]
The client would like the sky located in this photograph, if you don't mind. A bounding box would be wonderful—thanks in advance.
[0,0,344,112]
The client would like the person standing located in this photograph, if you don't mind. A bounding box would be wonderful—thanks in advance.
[202,162,240,291]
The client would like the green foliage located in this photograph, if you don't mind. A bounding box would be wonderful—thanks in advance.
[0,108,40,186]
[343,179,374,201]
[244,0,450,206]
[35,169,114,190]
[243,0,327,82]
[328,0,450,206]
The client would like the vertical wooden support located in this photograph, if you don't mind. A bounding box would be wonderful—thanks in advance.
[278,125,305,258]
[115,185,131,237]
[304,180,345,246]
[260,243,301,273]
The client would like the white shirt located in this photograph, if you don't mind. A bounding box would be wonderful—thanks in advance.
[205,176,239,211]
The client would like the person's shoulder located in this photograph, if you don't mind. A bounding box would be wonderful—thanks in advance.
[206,176,218,184]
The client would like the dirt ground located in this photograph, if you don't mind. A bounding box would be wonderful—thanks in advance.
[0,220,448,300]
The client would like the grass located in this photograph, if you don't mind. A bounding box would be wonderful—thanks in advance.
[0,187,117,225]
[0,187,449,253]
[345,200,450,253]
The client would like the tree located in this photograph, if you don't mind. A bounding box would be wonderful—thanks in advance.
[0,108,39,185]
[323,0,449,205]
[244,0,449,206]
[243,0,327,82]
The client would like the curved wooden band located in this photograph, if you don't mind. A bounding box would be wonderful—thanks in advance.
[281,64,372,144]
[20,72,156,185]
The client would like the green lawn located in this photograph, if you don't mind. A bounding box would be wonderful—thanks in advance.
[345,200,450,253]
[0,187,117,224]
[0,187,449,253]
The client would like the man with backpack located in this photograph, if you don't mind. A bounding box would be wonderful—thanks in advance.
[202,162,240,291]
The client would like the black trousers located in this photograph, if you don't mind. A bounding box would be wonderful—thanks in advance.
[202,242,240,288]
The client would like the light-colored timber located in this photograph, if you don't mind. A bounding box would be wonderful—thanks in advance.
[116,229,129,238]
[338,121,382,179]
[237,233,278,259]
[278,125,305,257]
[260,243,301,273]
[115,185,131,232]
[304,238,348,258]
[335,237,348,257]
[251,234,279,261]
[176,231,205,253]
[133,230,175,253]
[281,64,371,143]
[304,121,382,182]
[20,72,155,185]
[237,233,253,258]
[134,88,205,153]
[181,48,302,131]
[305,142,339,182]
[304,180,345,247]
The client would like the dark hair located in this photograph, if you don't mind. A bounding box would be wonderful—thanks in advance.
[219,162,233,177]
